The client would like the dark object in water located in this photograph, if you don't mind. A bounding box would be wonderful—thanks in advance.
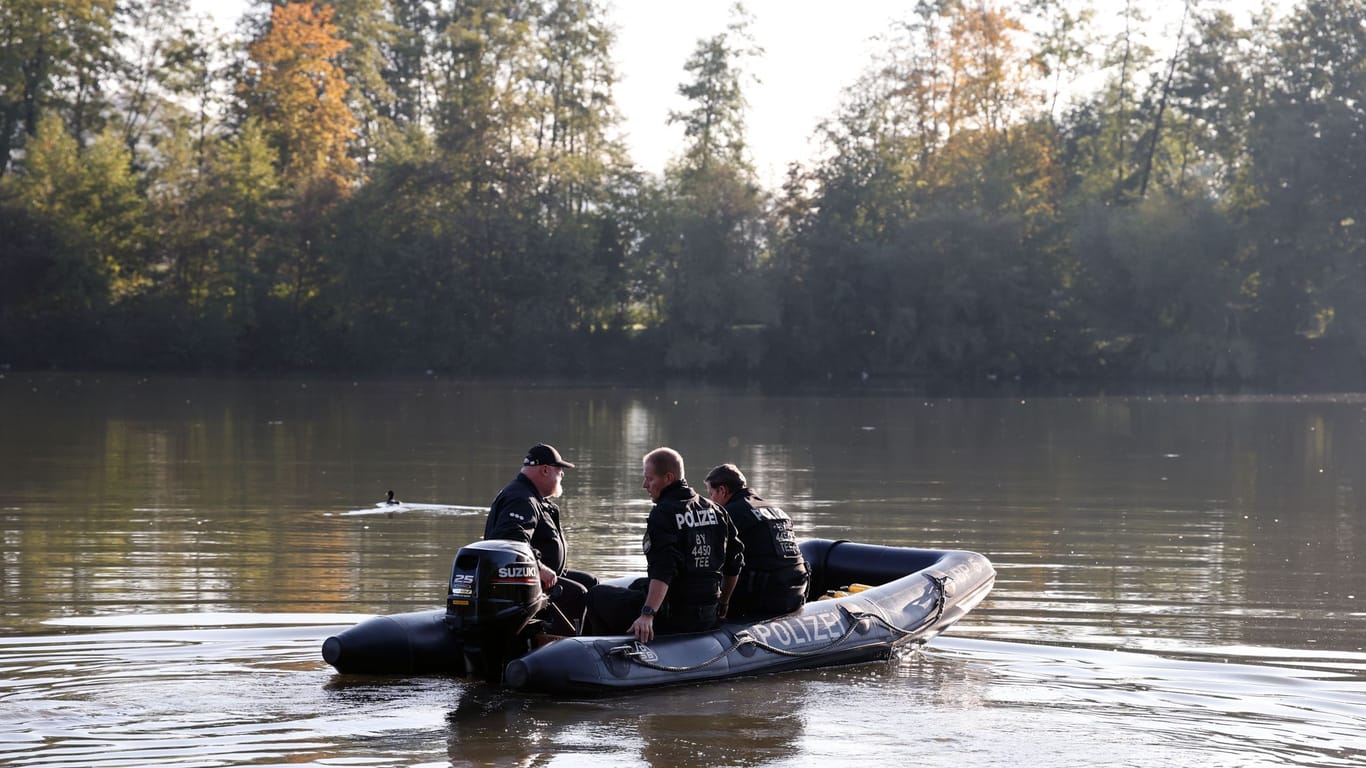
[321,538,995,695]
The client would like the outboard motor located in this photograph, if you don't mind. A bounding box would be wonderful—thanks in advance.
[445,539,548,681]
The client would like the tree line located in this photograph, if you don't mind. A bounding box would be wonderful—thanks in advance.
[3,0,1365,390]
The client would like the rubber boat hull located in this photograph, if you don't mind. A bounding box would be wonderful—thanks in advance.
[322,539,995,694]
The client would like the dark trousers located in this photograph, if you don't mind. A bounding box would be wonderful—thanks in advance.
[584,579,718,636]
[545,568,597,635]
[728,565,809,620]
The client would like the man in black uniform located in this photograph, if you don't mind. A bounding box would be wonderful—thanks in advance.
[705,463,809,619]
[584,447,743,642]
[483,443,597,634]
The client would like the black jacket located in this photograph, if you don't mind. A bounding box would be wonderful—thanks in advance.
[483,473,567,574]
[644,480,744,612]
[724,488,808,617]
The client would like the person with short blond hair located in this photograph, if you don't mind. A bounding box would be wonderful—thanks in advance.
[584,447,743,641]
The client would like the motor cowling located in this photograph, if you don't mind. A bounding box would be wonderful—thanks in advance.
[445,539,548,680]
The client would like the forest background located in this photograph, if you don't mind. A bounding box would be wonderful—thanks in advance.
[3,0,1365,391]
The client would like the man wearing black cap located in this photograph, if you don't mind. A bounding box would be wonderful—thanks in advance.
[483,443,597,634]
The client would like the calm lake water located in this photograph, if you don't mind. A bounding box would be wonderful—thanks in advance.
[1,372,1363,767]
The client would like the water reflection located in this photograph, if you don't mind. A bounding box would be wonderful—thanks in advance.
[442,687,541,766]
[3,374,1366,766]
[631,684,806,767]
[932,638,1366,767]
[0,621,1363,767]
[439,680,809,767]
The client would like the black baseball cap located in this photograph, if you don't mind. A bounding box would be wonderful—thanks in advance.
[523,443,575,468]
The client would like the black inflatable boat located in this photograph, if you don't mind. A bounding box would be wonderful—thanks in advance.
[322,538,995,695]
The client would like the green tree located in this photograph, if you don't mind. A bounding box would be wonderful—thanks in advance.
[158,16,236,173]
[12,115,147,298]
[1065,0,1155,205]
[202,118,289,366]
[329,0,401,169]
[1026,0,1096,128]
[646,3,771,370]
[667,1,760,174]
[431,0,535,170]
[235,2,361,366]
[112,0,198,167]
[328,129,494,371]
[1136,0,1193,200]
[384,0,439,128]
[774,0,1070,381]
[1167,8,1265,206]
[1071,195,1253,381]
[0,114,147,363]
[426,0,538,353]
[529,0,639,351]
[531,0,628,220]
[0,0,118,173]
[0,195,69,363]
[1244,0,1366,380]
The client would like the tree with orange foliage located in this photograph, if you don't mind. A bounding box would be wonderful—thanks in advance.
[944,0,1035,137]
[241,2,358,192]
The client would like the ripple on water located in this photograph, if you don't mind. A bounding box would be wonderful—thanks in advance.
[920,637,1366,767]
[1,622,1365,767]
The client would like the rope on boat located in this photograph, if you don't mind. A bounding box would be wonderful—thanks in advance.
[605,574,949,672]
[887,573,947,640]
[606,632,749,672]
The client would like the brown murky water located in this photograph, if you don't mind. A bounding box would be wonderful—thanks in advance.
[1,373,1363,766]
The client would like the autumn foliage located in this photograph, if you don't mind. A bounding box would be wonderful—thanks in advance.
[242,2,357,191]
[6,0,1366,387]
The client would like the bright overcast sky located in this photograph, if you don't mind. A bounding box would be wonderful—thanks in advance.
[195,0,1291,187]
[614,0,1291,185]
[612,1,904,186]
